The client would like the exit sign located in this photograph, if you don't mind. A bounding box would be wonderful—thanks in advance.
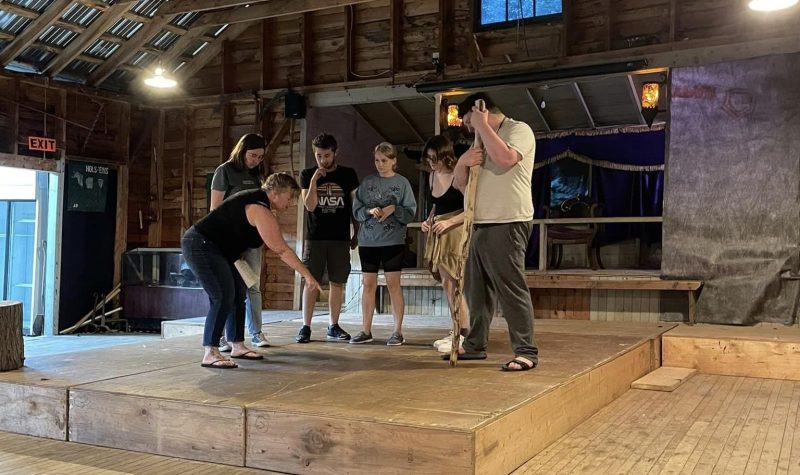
[28,136,57,153]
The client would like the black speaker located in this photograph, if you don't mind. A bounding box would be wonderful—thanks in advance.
[285,91,306,119]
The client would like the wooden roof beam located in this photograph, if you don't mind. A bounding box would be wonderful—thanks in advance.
[88,15,174,87]
[525,88,551,132]
[177,22,250,80]
[190,0,375,28]
[43,2,134,76]
[626,75,648,126]
[159,0,270,16]
[389,101,425,143]
[572,82,596,129]
[0,0,73,66]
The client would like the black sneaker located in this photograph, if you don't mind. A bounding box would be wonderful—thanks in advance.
[295,325,311,343]
[326,324,351,341]
[349,331,373,344]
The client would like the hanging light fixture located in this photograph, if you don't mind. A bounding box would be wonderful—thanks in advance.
[144,66,177,88]
[748,0,798,11]
[640,82,660,127]
[446,104,462,127]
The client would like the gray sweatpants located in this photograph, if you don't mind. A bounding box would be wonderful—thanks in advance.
[463,221,538,361]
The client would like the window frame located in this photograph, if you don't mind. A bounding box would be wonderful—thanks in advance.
[473,0,563,33]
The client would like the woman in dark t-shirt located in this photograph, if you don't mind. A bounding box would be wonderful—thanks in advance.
[182,173,320,369]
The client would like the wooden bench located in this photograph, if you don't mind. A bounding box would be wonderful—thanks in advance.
[374,269,703,324]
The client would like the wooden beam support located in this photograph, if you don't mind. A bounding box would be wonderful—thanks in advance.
[389,101,425,143]
[669,0,678,42]
[178,23,250,81]
[562,0,572,56]
[525,88,551,132]
[264,119,292,174]
[343,6,354,82]
[0,0,73,66]
[43,2,134,76]
[10,79,19,154]
[113,102,131,286]
[571,82,595,129]
[182,107,195,231]
[192,0,374,28]
[301,12,312,86]
[390,0,402,74]
[0,31,14,42]
[58,90,67,160]
[148,109,165,247]
[159,0,270,15]
[156,26,207,72]
[89,15,174,87]
[437,0,449,67]
[260,20,270,90]
[222,38,234,94]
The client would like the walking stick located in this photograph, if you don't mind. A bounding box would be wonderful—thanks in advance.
[449,99,486,366]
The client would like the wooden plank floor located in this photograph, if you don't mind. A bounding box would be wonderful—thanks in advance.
[515,374,800,474]
[0,431,277,474]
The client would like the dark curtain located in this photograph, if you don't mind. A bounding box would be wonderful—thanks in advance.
[526,130,666,267]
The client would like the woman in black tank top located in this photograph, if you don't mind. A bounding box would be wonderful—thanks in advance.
[182,173,321,369]
[420,135,470,352]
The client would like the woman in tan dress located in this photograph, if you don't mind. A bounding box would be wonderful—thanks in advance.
[421,135,470,352]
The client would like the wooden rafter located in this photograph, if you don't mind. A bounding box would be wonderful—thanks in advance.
[0,0,73,66]
[390,0,402,74]
[625,75,648,126]
[89,15,174,86]
[572,82,595,129]
[152,26,208,72]
[177,22,251,80]
[352,104,385,138]
[191,0,375,28]
[344,5,353,81]
[525,88,551,132]
[301,12,312,86]
[43,2,135,76]
[0,31,14,42]
[159,0,270,15]
[389,101,425,143]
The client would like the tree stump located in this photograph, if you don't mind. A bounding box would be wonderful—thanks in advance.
[0,301,24,371]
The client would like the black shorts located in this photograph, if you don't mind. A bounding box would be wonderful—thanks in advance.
[358,245,405,273]
[303,240,352,284]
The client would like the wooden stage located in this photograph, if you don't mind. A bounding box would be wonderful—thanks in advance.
[0,320,672,474]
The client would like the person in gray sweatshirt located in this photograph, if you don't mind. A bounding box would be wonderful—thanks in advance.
[351,142,417,345]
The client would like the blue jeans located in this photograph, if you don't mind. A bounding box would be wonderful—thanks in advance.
[243,246,263,337]
[181,227,246,347]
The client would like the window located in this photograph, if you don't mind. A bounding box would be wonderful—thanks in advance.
[477,0,562,30]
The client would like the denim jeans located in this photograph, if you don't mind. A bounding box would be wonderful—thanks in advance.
[243,246,263,337]
[181,226,246,347]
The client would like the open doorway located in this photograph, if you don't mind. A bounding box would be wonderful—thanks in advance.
[0,166,59,336]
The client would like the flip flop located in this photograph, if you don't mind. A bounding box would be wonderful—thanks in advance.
[501,356,536,372]
[201,359,238,369]
[440,351,487,361]
[230,351,264,360]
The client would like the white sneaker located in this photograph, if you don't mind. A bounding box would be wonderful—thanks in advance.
[433,331,454,349]
[436,335,465,353]
[251,332,270,347]
[219,336,231,352]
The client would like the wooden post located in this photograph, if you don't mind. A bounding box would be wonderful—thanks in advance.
[0,301,24,371]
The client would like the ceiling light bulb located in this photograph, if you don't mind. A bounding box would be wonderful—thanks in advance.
[748,0,798,11]
[540,99,546,110]
[144,67,177,88]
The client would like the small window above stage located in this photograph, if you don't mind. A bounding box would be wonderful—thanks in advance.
[475,0,563,31]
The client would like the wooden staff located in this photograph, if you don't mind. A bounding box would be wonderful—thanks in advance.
[449,99,485,366]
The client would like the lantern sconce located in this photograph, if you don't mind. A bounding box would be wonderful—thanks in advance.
[640,82,661,128]
[447,104,462,128]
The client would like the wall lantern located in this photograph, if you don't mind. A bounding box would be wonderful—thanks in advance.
[748,0,798,11]
[447,104,462,128]
[640,82,660,127]
[144,66,177,89]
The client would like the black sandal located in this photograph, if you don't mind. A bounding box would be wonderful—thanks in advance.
[501,356,536,372]
[230,351,264,360]
[201,359,238,369]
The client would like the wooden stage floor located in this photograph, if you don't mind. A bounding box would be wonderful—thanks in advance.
[0,320,672,474]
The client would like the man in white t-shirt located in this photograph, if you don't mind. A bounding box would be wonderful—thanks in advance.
[451,92,539,372]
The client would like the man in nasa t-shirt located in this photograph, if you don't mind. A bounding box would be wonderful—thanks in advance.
[297,133,360,343]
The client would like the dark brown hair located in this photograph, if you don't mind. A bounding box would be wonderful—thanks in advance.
[457,92,501,118]
[228,133,267,180]
[423,135,457,171]
[311,132,338,153]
